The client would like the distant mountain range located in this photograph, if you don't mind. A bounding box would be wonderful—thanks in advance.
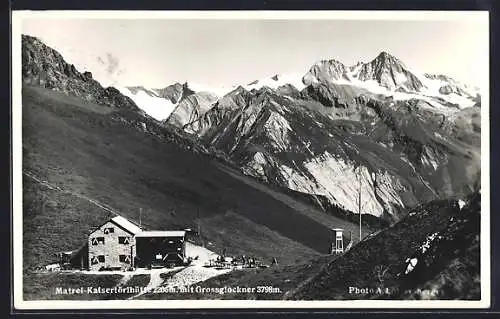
[120,50,479,123]
[21,34,481,225]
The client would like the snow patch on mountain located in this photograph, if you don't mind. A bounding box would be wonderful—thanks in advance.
[419,76,479,109]
[187,82,234,97]
[118,86,177,121]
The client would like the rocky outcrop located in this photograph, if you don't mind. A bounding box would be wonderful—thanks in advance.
[183,86,254,136]
[302,82,369,110]
[276,84,302,99]
[165,91,218,128]
[154,82,195,104]
[22,35,139,110]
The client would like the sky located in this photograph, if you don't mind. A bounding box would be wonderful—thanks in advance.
[20,13,489,88]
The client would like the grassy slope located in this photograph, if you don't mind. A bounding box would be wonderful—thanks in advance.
[198,212,319,265]
[22,86,360,293]
[290,193,480,300]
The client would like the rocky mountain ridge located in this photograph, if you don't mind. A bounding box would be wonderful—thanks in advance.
[22,35,141,112]
[159,51,478,131]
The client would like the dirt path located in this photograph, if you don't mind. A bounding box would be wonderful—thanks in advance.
[127,265,231,299]
[161,266,232,290]
[128,268,173,300]
[115,273,133,287]
[23,170,124,216]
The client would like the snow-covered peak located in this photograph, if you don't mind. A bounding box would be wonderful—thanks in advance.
[301,51,480,110]
[374,51,407,67]
[354,51,423,92]
[244,73,306,92]
[303,59,348,85]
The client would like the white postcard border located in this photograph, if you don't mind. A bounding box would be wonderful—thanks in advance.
[11,10,491,310]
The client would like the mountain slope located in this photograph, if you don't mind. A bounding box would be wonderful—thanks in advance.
[184,85,479,223]
[177,190,480,300]
[163,51,481,224]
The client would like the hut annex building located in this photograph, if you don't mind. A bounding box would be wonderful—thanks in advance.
[72,215,187,271]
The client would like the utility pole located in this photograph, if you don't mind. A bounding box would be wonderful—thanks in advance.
[358,167,362,242]
[197,209,203,247]
[139,208,142,228]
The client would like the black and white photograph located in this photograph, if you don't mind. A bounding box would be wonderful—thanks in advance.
[12,10,490,309]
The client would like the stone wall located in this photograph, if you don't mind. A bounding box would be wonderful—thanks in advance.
[87,221,136,271]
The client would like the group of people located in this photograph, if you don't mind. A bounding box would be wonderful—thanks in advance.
[213,254,278,268]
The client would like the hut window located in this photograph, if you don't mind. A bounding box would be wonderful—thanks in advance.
[97,255,105,263]
[91,256,99,264]
[91,237,105,245]
[118,236,130,245]
[103,227,114,234]
[119,255,131,263]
